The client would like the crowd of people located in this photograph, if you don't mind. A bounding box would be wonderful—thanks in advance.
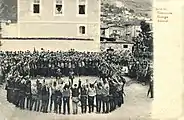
[0,49,153,114]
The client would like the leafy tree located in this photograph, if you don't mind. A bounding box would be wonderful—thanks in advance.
[133,20,153,59]
[140,21,153,53]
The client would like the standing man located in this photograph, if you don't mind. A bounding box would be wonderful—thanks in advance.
[71,83,80,114]
[55,84,63,114]
[109,79,116,112]
[102,78,110,113]
[69,70,74,85]
[14,78,21,107]
[41,80,49,113]
[88,83,96,113]
[80,84,88,114]
[36,82,42,112]
[5,76,11,103]
[95,82,103,113]
[0,65,4,85]
[49,81,57,113]
[62,83,71,114]
[56,69,62,80]
[19,79,26,109]
[30,83,38,111]
[25,77,32,110]
[147,75,153,98]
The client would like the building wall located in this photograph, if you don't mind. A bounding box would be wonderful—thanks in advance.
[18,23,99,39]
[18,0,100,23]
[17,0,100,39]
[105,28,110,38]
[108,27,125,38]
[106,25,141,40]
[130,25,141,38]
[100,42,133,53]
[1,23,18,37]
[1,0,101,52]
[100,28,109,38]
[0,39,100,52]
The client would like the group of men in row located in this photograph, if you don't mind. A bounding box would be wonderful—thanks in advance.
[5,73,125,114]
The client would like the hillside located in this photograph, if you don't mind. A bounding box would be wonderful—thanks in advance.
[103,0,152,17]
[101,0,152,26]
[0,0,17,22]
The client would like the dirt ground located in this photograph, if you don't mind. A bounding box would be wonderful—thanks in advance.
[0,76,153,120]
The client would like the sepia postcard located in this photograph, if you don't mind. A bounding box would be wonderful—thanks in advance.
[0,0,183,120]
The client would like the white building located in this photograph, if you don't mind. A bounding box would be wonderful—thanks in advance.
[100,41,134,53]
[100,22,141,40]
[0,0,101,52]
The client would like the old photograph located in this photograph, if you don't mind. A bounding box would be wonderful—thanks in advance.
[0,0,153,120]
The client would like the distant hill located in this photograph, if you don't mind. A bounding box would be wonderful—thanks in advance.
[0,0,17,22]
[102,0,152,17]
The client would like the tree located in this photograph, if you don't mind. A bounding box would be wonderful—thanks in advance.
[140,21,153,53]
[133,20,153,59]
[0,0,5,19]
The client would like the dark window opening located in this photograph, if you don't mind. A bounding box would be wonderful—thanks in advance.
[56,5,63,14]
[123,45,128,48]
[79,5,85,14]
[102,30,105,35]
[33,4,40,13]
[79,26,86,34]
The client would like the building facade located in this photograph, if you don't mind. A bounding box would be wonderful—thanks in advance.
[1,0,101,52]
[100,41,134,53]
[100,22,141,41]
